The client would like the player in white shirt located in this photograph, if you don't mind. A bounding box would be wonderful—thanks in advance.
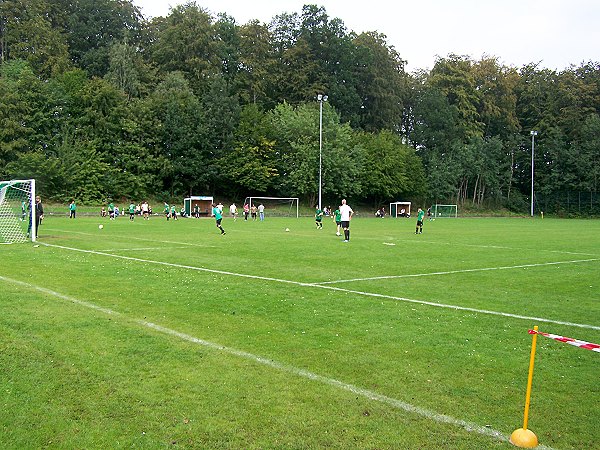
[339,199,353,242]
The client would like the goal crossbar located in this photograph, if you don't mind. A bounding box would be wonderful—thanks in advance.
[244,197,299,218]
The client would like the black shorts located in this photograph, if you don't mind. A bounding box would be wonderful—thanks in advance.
[341,221,350,228]
[216,218,222,226]
[417,220,423,226]
[336,220,341,226]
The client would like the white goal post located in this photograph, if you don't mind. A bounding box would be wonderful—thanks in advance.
[433,204,458,218]
[0,178,36,244]
[244,197,299,218]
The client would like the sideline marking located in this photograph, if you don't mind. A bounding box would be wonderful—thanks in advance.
[314,258,600,285]
[0,274,536,447]
[38,243,600,331]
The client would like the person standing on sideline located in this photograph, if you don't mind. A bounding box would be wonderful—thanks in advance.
[339,199,353,242]
[315,205,323,229]
[333,206,342,236]
[251,204,257,221]
[69,199,76,219]
[243,203,250,221]
[27,195,44,238]
[212,203,226,235]
[416,208,425,234]
[258,203,265,221]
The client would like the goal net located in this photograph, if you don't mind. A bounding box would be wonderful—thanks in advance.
[243,197,299,218]
[433,204,458,218]
[0,179,35,244]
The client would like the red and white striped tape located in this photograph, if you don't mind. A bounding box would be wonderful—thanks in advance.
[529,329,600,353]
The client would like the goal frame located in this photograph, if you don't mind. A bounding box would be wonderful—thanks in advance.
[389,201,411,218]
[244,197,299,218]
[433,204,458,218]
[0,178,36,243]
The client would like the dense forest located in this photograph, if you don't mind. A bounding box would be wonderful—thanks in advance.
[1,0,599,214]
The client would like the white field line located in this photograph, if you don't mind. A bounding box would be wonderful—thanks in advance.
[388,237,599,257]
[39,243,600,331]
[314,258,600,285]
[0,274,544,448]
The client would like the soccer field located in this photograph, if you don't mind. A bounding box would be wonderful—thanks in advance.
[1,214,599,449]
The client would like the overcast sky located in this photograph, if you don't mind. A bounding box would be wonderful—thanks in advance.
[132,0,599,72]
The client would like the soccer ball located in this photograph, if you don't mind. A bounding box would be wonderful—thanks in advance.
[285,228,290,232]
[99,224,104,229]
[336,232,341,236]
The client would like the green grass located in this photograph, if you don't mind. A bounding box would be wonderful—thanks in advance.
[1,215,599,449]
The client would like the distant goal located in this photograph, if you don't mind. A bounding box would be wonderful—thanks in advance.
[432,204,458,218]
[244,197,299,218]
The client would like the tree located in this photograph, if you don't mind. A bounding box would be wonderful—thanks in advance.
[59,0,144,77]
[0,0,70,77]
[149,2,220,94]
[352,31,408,132]
[357,129,425,205]
[269,101,363,204]
[219,104,278,197]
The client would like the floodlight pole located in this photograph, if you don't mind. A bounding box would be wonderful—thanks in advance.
[317,94,328,210]
[530,131,538,217]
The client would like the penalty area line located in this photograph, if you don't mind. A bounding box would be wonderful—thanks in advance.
[314,258,600,285]
[0,274,542,447]
[38,243,600,331]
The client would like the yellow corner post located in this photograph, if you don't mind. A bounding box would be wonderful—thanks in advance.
[510,325,539,448]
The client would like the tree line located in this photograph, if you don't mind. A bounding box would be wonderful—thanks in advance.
[1,0,599,213]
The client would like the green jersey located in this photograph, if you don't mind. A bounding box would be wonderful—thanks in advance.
[334,209,341,222]
[129,203,135,214]
[164,203,170,213]
[108,202,114,212]
[315,209,323,221]
[69,202,76,211]
[213,207,222,220]
[417,210,425,221]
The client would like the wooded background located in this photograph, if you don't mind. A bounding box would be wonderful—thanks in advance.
[1,1,598,214]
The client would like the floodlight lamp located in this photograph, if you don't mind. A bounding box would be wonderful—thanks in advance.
[317,94,323,101]
[323,95,328,102]
[530,130,538,136]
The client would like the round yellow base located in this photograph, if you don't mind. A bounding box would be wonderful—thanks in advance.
[510,428,538,448]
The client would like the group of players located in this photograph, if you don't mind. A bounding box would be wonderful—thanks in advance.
[314,199,354,242]
[315,201,426,238]
[93,198,426,239]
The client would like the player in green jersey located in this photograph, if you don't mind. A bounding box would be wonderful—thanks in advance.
[333,207,341,235]
[315,206,323,229]
[128,202,135,221]
[212,203,226,235]
[415,208,425,234]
